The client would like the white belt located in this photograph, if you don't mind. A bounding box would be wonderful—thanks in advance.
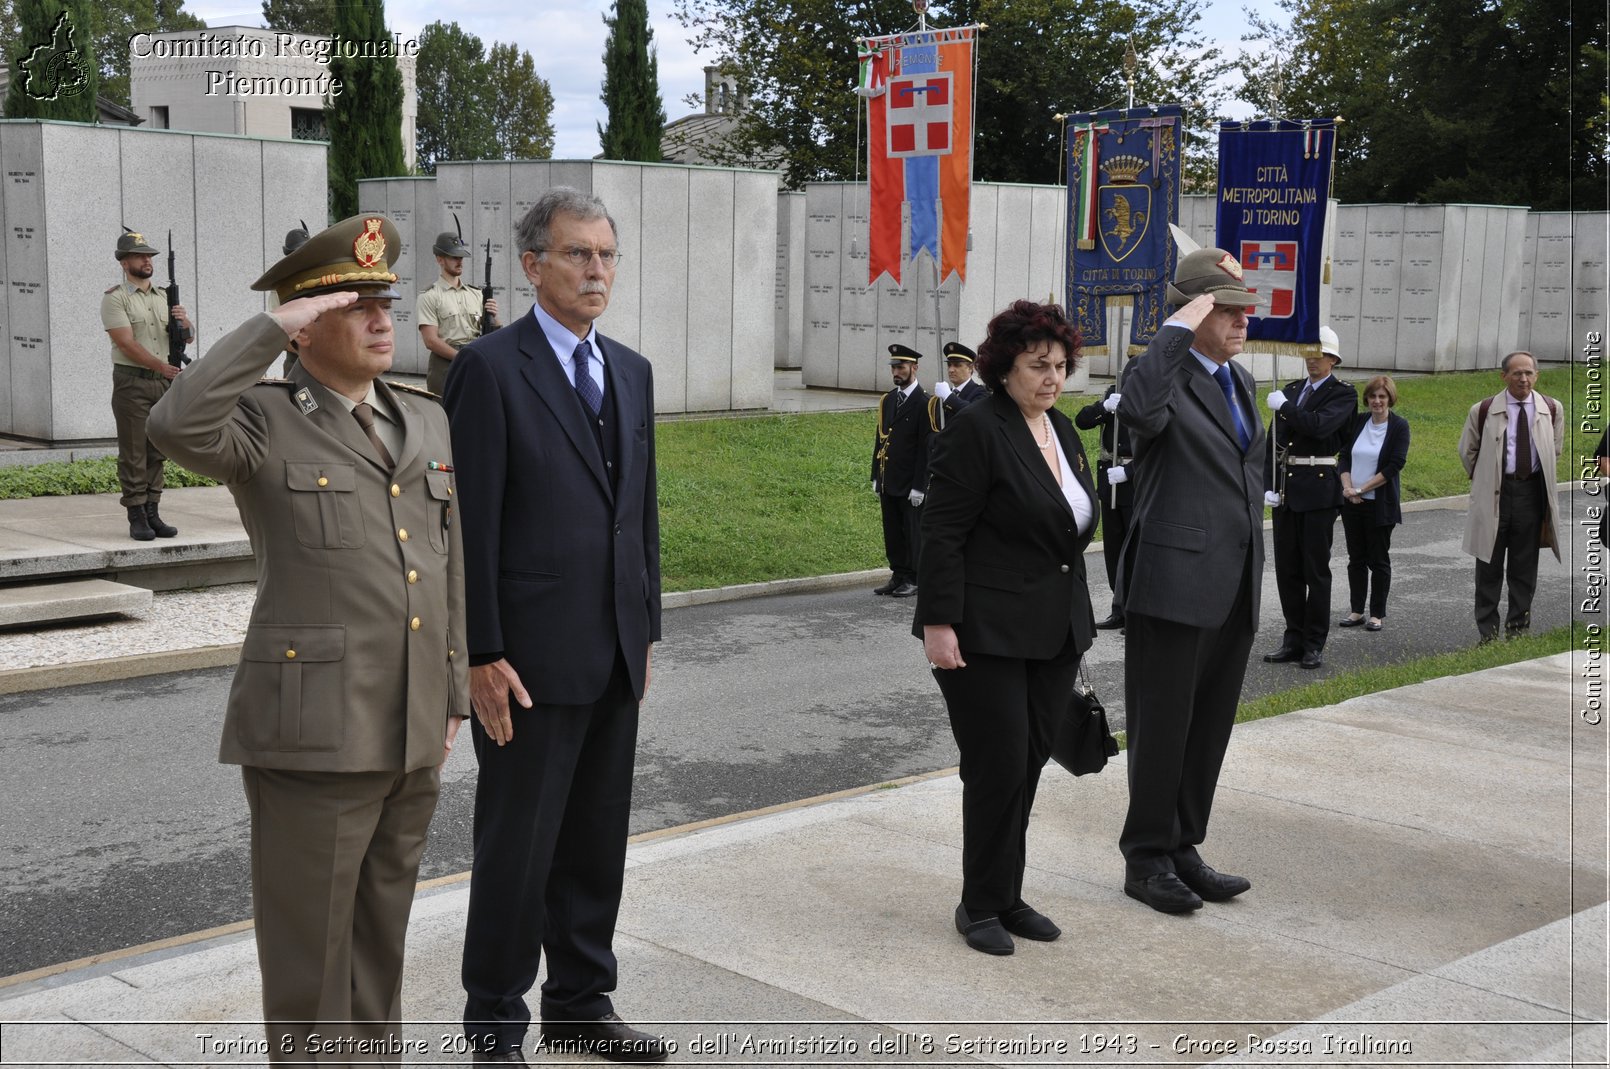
[1285,456,1338,466]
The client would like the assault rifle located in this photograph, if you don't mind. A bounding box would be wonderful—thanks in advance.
[480,239,497,336]
[164,231,191,367]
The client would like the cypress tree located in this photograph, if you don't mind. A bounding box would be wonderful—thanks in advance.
[598,0,665,161]
[325,0,407,218]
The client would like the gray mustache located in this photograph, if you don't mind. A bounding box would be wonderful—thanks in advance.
[579,281,608,296]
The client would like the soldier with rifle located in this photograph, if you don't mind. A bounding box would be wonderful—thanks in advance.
[100,227,192,541]
[418,216,499,395]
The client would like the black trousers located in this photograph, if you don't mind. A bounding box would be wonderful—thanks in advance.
[1119,562,1255,879]
[1340,504,1396,619]
[880,492,922,584]
[1475,477,1546,637]
[933,634,1080,912]
[1098,494,1131,614]
[462,650,639,1055]
[1272,505,1339,653]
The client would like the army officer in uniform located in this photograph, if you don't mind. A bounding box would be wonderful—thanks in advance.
[419,229,499,395]
[149,215,469,1064]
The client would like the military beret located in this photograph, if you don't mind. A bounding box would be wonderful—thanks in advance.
[888,343,923,364]
[252,214,402,303]
[1166,247,1259,308]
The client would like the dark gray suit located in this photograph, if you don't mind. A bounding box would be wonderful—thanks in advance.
[1115,324,1265,879]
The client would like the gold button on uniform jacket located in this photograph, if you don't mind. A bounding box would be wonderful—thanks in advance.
[150,313,468,772]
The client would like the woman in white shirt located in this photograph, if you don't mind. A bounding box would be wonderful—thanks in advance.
[1337,375,1411,630]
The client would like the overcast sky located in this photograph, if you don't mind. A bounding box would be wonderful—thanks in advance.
[188,1,1283,159]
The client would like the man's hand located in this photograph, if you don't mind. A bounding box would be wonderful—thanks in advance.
[170,304,192,332]
[470,659,532,746]
[1171,293,1218,332]
[1102,392,1121,413]
[1264,490,1282,507]
[1266,389,1288,412]
[441,714,466,767]
[923,624,966,670]
[908,489,925,507]
[160,362,180,380]
[269,291,358,338]
[484,297,500,323]
[1108,465,1128,485]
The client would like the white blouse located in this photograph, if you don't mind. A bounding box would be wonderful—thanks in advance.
[1050,430,1095,534]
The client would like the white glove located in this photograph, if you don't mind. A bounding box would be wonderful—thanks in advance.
[1108,466,1129,485]
[908,489,926,507]
[1267,389,1288,411]
[933,380,952,400]
[871,480,878,495]
[1264,490,1282,507]
[1102,392,1121,413]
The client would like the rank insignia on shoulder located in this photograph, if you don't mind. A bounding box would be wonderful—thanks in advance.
[294,387,318,414]
[104,285,118,294]
[387,380,441,401]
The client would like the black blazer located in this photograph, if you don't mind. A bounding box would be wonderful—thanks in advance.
[913,390,1098,660]
[1338,410,1410,526]
[872,385,930,496]
[1074,383,1136,511]
[1265,374,1358,510]
[443,312,661,705]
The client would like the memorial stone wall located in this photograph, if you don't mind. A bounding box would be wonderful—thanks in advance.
[361,160,778,414]
[775,191,805,369]
[0,120,325,443]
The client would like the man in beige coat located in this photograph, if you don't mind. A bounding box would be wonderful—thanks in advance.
[1458,351,1562,641]
[149,214,469,1063]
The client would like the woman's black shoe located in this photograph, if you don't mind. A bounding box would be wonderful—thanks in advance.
[954,904,1013,955]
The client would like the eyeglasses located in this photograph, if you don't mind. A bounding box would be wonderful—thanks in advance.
[541,246,623,269]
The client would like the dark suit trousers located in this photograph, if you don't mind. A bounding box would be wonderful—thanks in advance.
[1120,563,1255,879]
[243,764,439,1065]
[1341,505,1395,619]
[1098,495,1131,613]
[880,492,922,584]
[1475,477,1545,636]
[1272,505,1339,652]
[462,652,639,1054]
[934,635,1080,911]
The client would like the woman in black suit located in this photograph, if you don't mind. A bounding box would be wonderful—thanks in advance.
[1337,375,1411,631]
[915,300,1098,956]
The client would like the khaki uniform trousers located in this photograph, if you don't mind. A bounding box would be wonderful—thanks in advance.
[243,764,440,1065]
[111,367,169,508]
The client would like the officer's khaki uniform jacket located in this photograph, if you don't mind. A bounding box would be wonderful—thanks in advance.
[150,313,468,772]
[1458,388,1563,565]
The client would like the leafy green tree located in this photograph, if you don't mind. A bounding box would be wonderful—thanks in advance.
[5,0,98,121]
[674,0,1225,190]
[325,0,406,218]
[1237,0,1604,211]
[261,0,333,36]
[414,21,499,174]
[487,42,556,160]
[91,0,206,108]
[599,0,665,161]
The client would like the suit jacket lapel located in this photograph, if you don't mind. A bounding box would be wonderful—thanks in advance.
[602,336,635,498]
[1187,359,1242,451]
[995,393,1074,519]
[289,364,391,473]
[376,378,424,474]
[1054,413,1097,507]
[518,317,613,499]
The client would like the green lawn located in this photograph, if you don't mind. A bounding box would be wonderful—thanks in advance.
[0,366,1594,593]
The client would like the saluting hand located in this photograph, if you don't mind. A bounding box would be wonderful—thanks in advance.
[470,659,532,746]
[1171,293,1218,332]
[269,291,358,338]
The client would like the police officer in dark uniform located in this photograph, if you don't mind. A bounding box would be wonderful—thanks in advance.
[1262,326,1357,669]
[926,341,987,434]
[1075,354,1140,630]
[872,344,930,597]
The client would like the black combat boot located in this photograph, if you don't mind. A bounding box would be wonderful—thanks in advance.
[128,505,155,541]
[145,501,178,538]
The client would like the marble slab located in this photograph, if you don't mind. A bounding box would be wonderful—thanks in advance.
[193,136,263,376]
[1574,212,1609,354]
[837,184,878,392]
[638,165,690,412]
[0,123,9,435]
[1434,205,1469,373]
[1392,204,1445,372]
[774,191,805,368]
[802,183,843,387]
[956,183,997,354]
[1,123,46,439]
[686,168,736,411]
[730,170,777,409]
[592,161,643,354]
[1357,204,1404,370]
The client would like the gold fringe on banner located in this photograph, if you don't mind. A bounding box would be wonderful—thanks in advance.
[1322,256,1332,284]
[1250,340,1323,360]
[1077,239,1095,250]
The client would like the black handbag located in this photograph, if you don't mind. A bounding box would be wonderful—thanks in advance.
[1051,667,1119,776]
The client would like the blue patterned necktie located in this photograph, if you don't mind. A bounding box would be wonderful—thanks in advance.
[1213,364,1252,451]
[572,340,603,416]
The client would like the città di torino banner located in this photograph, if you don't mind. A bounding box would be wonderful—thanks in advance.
[1215,119,1338,355]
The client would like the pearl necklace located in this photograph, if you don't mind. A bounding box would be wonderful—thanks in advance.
[1032,415,1052,449]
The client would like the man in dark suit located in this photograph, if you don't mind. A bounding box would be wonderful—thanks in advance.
[443,188,665,1064]
[1074,353,1139,630]
[926,341,987,434]
[1262,326,1357,669]
[1116,248,1266,914]
[872,344,930,597]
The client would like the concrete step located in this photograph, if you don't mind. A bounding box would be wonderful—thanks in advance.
[0,579,153,628]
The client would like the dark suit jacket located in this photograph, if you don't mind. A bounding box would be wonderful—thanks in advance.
[872,385,930,496]
[1265,374,1357,511]
[443,312,661,705]
[1074,383,1136,511]
[1338,410,1410,526]
[913,390,1098,660]
[1118,325,1266,631]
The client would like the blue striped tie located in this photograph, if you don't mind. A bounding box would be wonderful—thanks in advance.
[572,340,603,416]
[1214,364,1252,451]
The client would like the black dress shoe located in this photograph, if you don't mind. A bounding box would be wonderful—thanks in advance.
[1337,615,1365,628]
[890,581,918,598]
[1123,872,1202,913]
[1299,650,1323,669]
[954,903,1014,955]
[472,1049,528,1064]
[1000,902,1060,941]
[540,1013,668,1063]
[873,577,898,595]
[1176,864,1251,901]
[1262,645,1302,663]
[1364,618,1383,632]
[1094,613,1125,630]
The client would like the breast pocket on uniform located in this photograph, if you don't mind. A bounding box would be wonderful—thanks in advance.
[236,625,346,752]
[286,461,366,549]
[424,469,453,553]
